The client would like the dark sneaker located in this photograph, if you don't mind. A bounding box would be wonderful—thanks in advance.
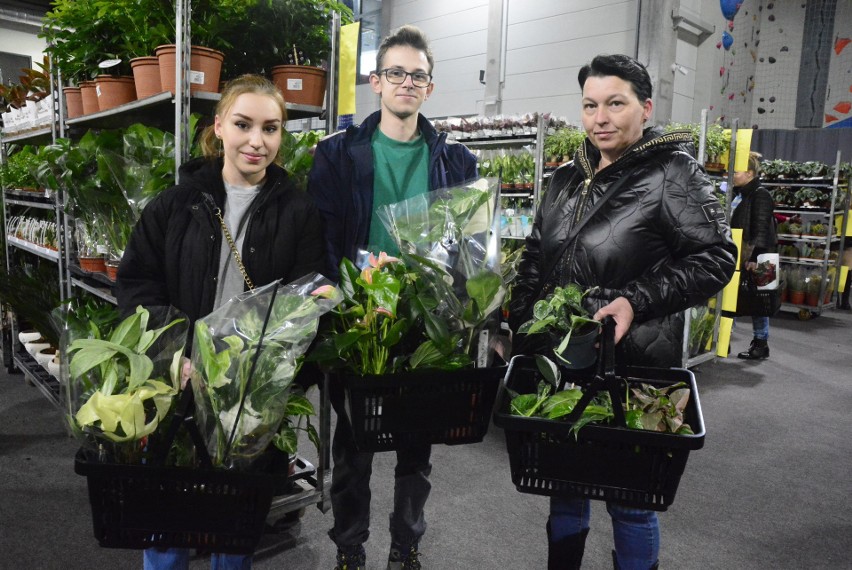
[737,339,769,360]
[334,544,366,570]
[387,543,421,570]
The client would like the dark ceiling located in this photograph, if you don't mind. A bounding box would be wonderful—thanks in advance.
[0,0,53,16]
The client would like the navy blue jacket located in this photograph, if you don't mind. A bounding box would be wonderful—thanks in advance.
[307,111,478,279]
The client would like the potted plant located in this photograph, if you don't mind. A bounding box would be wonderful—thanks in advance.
[189,274,340,467]
[805,273,823,306]
[794,187,824,209]
[220,0,353,105]
[308,180,507,451]
[516,284,600,369]
[703,123,730,170]
[41,0,140,111]
[787,268,805,305]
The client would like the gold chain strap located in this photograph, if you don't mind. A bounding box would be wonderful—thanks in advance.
[213,207,255,291]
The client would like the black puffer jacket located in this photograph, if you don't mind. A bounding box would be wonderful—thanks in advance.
[116,157,327,323]
[730,177,777,263]
[510,127,737,368]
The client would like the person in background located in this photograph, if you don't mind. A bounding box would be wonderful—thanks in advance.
[509,54,736,570]
[307,25,477,570]
[730,151,777,360]
[116,74,326,570]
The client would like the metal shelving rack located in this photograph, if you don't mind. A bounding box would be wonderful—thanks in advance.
[460,114,546,240]
[0,55,65,403]
[769,150,848,319]
[680,110,728,368]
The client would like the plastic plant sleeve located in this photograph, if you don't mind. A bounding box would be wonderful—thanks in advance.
[189,273,341,469]
[376,178,505,367]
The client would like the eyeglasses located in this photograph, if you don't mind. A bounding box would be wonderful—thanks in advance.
[376,68,432,88]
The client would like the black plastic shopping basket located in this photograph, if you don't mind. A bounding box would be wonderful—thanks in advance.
[339,363,504,453]
[493,320,705,511]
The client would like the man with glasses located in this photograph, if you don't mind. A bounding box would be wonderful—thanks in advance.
[308,24,477,570]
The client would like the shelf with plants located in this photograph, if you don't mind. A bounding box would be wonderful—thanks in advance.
[438,114,555,240]
[769,153,848,319]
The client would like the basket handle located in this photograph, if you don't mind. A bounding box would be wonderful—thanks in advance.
[563,317,628,428]
[151,387,214,469]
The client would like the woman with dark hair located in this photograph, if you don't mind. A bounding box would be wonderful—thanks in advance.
[509,54,736,569]
[117,74,326,570]
[731,151,777,359]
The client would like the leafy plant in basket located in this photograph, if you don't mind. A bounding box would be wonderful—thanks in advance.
[310,180,506,375]
[376,178,506,369]
[65,305,188,464]
[189,274,341,468]
[516,284,600,367]
[508,355,694,437]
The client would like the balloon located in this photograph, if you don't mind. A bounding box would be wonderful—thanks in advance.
[720,0,741,21]
[723,31,734,50]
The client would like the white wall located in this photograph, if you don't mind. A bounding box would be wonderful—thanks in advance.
[0,26,46,78]
[356,0,639,124]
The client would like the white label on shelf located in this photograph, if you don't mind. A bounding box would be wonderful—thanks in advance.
[287,78,304,91]
[189,70,205,85]
[96,245,109,254]
[95,85,102,97]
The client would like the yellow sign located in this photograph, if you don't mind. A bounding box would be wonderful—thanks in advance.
[716,316,733,357]
[337,21,360,115]
[721,128,752,172]
[731,228,743,270]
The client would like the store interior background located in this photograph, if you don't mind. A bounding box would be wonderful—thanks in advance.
[2,0,851,133]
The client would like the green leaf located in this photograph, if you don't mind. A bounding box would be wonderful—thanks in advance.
[542,388,583,419]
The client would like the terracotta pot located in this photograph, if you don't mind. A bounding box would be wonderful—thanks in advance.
[271,65,327,107]
[780,288,789,303]
[95,75,137,111]
[63,87,84,119]
[789,291,805,305]
[106,261,119,282]
[79,81,99,115]
[130,57,162,99]
[79,256,106,273]
[805,292,820,307]
[155,44,224,94]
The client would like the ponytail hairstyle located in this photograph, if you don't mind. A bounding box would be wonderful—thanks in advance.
[199,74,288,160]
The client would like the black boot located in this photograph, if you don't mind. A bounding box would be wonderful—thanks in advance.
[612,550,659,570]
[737,338,769,360]
[547,521,589,570]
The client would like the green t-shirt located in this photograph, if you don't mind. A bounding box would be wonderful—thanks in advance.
[368,128,429,255]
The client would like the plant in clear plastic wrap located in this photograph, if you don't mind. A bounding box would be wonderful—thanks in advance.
[189,275,340,468]
[311,180,506,376]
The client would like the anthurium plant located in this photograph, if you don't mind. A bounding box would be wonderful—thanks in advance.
[189,274,341,469]
[65,305,188,463]
[310,179,506,376]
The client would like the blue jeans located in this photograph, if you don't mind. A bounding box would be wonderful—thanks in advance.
[143,548,251,570]
[751,316,769,341]
[328,383,432,550]
[550,497,659,570]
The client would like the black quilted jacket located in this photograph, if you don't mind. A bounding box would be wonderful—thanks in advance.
[116,157,327,323]
[730,177,777,262]
[509,127,737,367]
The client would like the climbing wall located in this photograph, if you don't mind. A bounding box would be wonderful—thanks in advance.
[710,0,852,130]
